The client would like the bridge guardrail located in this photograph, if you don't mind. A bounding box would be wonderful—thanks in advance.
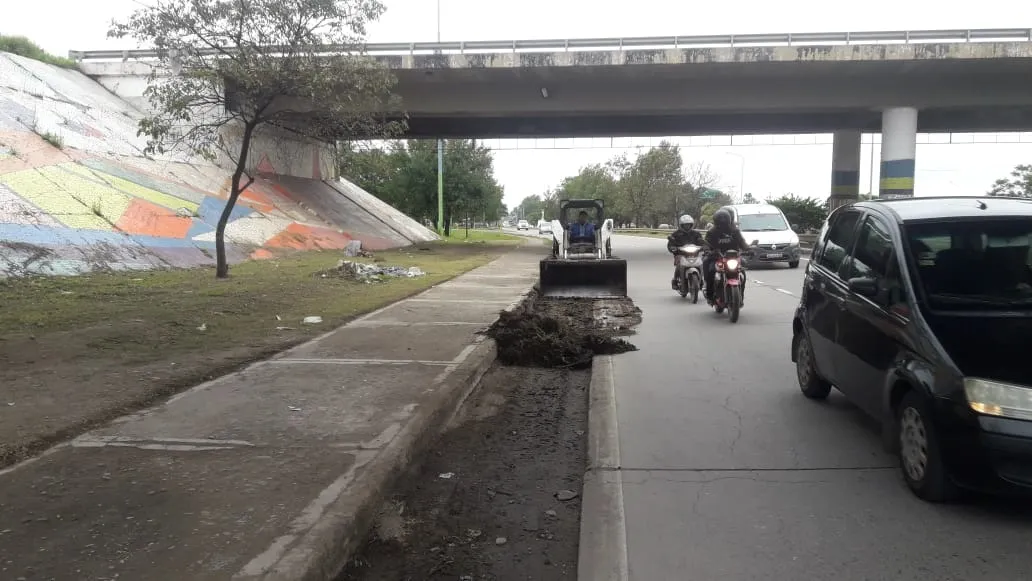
[68,27,1032,60]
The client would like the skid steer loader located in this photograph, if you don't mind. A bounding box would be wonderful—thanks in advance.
[539,199,628,298]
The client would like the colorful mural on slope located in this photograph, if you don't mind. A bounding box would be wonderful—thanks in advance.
[0,50,435,278]
[0,132,413,277]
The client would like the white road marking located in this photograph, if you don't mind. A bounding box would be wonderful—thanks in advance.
[775,288,796,296]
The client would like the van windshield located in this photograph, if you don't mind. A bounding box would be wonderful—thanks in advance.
[905,218,1032,310]
[739,213,788,231]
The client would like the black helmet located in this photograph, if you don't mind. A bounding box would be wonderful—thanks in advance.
[712,208,732,229]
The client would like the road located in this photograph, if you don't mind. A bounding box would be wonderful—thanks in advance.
[606,234,1032,581]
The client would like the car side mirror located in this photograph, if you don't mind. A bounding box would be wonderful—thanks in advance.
[847,277,879,298]
[791,224,800,231]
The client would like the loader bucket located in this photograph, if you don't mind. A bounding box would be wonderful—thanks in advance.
[539,258,628,298]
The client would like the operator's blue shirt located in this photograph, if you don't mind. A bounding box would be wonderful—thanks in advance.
[570,222,595,240]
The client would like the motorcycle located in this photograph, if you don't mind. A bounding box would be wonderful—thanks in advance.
[711,249,747,323]
[673,244,704,303]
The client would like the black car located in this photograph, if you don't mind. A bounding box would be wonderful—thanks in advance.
[791,196,1032,502]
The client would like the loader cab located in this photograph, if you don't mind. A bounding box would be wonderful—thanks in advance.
[539,199,628,298]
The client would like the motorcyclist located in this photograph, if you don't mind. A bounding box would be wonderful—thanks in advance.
[703,208,752,303]
[667,214,707,290]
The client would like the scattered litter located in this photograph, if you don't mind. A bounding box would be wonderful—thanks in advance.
[460,576,473,581]
[438,472,455,479]
[545,510,557,517]
[466,529,482,539]
[276,315,282,321]
[196,323,207,332]
[555,489,579,501]
[495,537,507,545]
[276,326,295,331]
[321,260,426,282]
[302,316,323,324]
[175,207,193,218]
[288,406,302,412]
[58,290,73,295]
[6,402,13,407]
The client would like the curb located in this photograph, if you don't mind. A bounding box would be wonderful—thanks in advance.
[577,355,630,581]
[253,286,535,580]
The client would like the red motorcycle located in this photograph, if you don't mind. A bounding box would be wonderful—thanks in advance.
[711,249,747,323]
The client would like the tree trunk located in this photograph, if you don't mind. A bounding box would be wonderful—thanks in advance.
[215,123,257,278]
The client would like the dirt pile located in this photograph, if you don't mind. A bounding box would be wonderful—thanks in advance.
[485,292,641,368]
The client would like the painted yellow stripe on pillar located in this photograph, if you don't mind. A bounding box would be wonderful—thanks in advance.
[879,177,914,190]
[831,185,859,196]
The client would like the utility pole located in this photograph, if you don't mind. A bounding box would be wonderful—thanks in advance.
[435,0,445,234]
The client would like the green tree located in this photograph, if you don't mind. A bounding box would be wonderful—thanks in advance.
[617,141,683,227]
[742,192,758,204]
[111,0,403,278]
[988,164,1032,198]
[339,140,504,234]
[552,163,623,222]
[338,141,406,200]
[766,194,828,231]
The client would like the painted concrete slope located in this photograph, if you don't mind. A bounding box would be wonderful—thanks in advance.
[0,51,437,277]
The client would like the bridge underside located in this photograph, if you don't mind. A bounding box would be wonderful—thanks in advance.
[271,57,1032,139]
[393,108,1032,138]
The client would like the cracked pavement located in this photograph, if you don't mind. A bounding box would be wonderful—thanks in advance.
[607,234,1032,581]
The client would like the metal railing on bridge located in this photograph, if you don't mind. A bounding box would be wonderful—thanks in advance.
[68,27,1032,61]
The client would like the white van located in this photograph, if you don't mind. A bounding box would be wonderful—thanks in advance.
[721,203,802,268]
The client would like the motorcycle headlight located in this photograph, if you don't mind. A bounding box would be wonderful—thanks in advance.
[725,259,739,270]
[964,378,1032,421]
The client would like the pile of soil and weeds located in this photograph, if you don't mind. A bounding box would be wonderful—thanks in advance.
[485,291,641,369]
[340,364,590,581]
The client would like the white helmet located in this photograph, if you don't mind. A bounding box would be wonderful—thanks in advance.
[678,214,695,228]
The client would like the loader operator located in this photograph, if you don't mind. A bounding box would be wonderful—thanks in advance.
[667,214,707,290]
[703,208,752,304]
[569,211,596,243]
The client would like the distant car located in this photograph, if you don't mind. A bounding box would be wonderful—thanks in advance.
[538,220,552,235]
[792,196,1032,502]
[722,203,801,268]
[517,220,530,231]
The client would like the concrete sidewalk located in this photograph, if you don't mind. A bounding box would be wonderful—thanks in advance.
[0,246,541,581]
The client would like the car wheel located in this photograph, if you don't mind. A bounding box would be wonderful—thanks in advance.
[897,392,958,502]
[795,332,832,399]
[788,260,800,269]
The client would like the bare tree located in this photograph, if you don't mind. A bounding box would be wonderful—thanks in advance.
[683,160,719,192]
[110,0,404,277]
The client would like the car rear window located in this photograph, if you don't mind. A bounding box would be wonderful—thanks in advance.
[905,218,1032,309]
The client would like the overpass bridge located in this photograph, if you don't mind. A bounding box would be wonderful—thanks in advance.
[73,27,1032,203]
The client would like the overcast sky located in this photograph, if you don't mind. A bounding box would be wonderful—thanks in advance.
[5,0,1031,209]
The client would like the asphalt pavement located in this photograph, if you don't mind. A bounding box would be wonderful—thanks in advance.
[605,234,1032,581]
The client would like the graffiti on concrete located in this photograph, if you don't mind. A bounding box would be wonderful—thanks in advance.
[0,50,436,278]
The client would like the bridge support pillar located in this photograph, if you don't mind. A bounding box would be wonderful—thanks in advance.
[879,107,918,198]
[829,130,861,210]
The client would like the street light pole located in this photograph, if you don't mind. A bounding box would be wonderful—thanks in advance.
[725,151,745,201]
[435,0,445,234]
